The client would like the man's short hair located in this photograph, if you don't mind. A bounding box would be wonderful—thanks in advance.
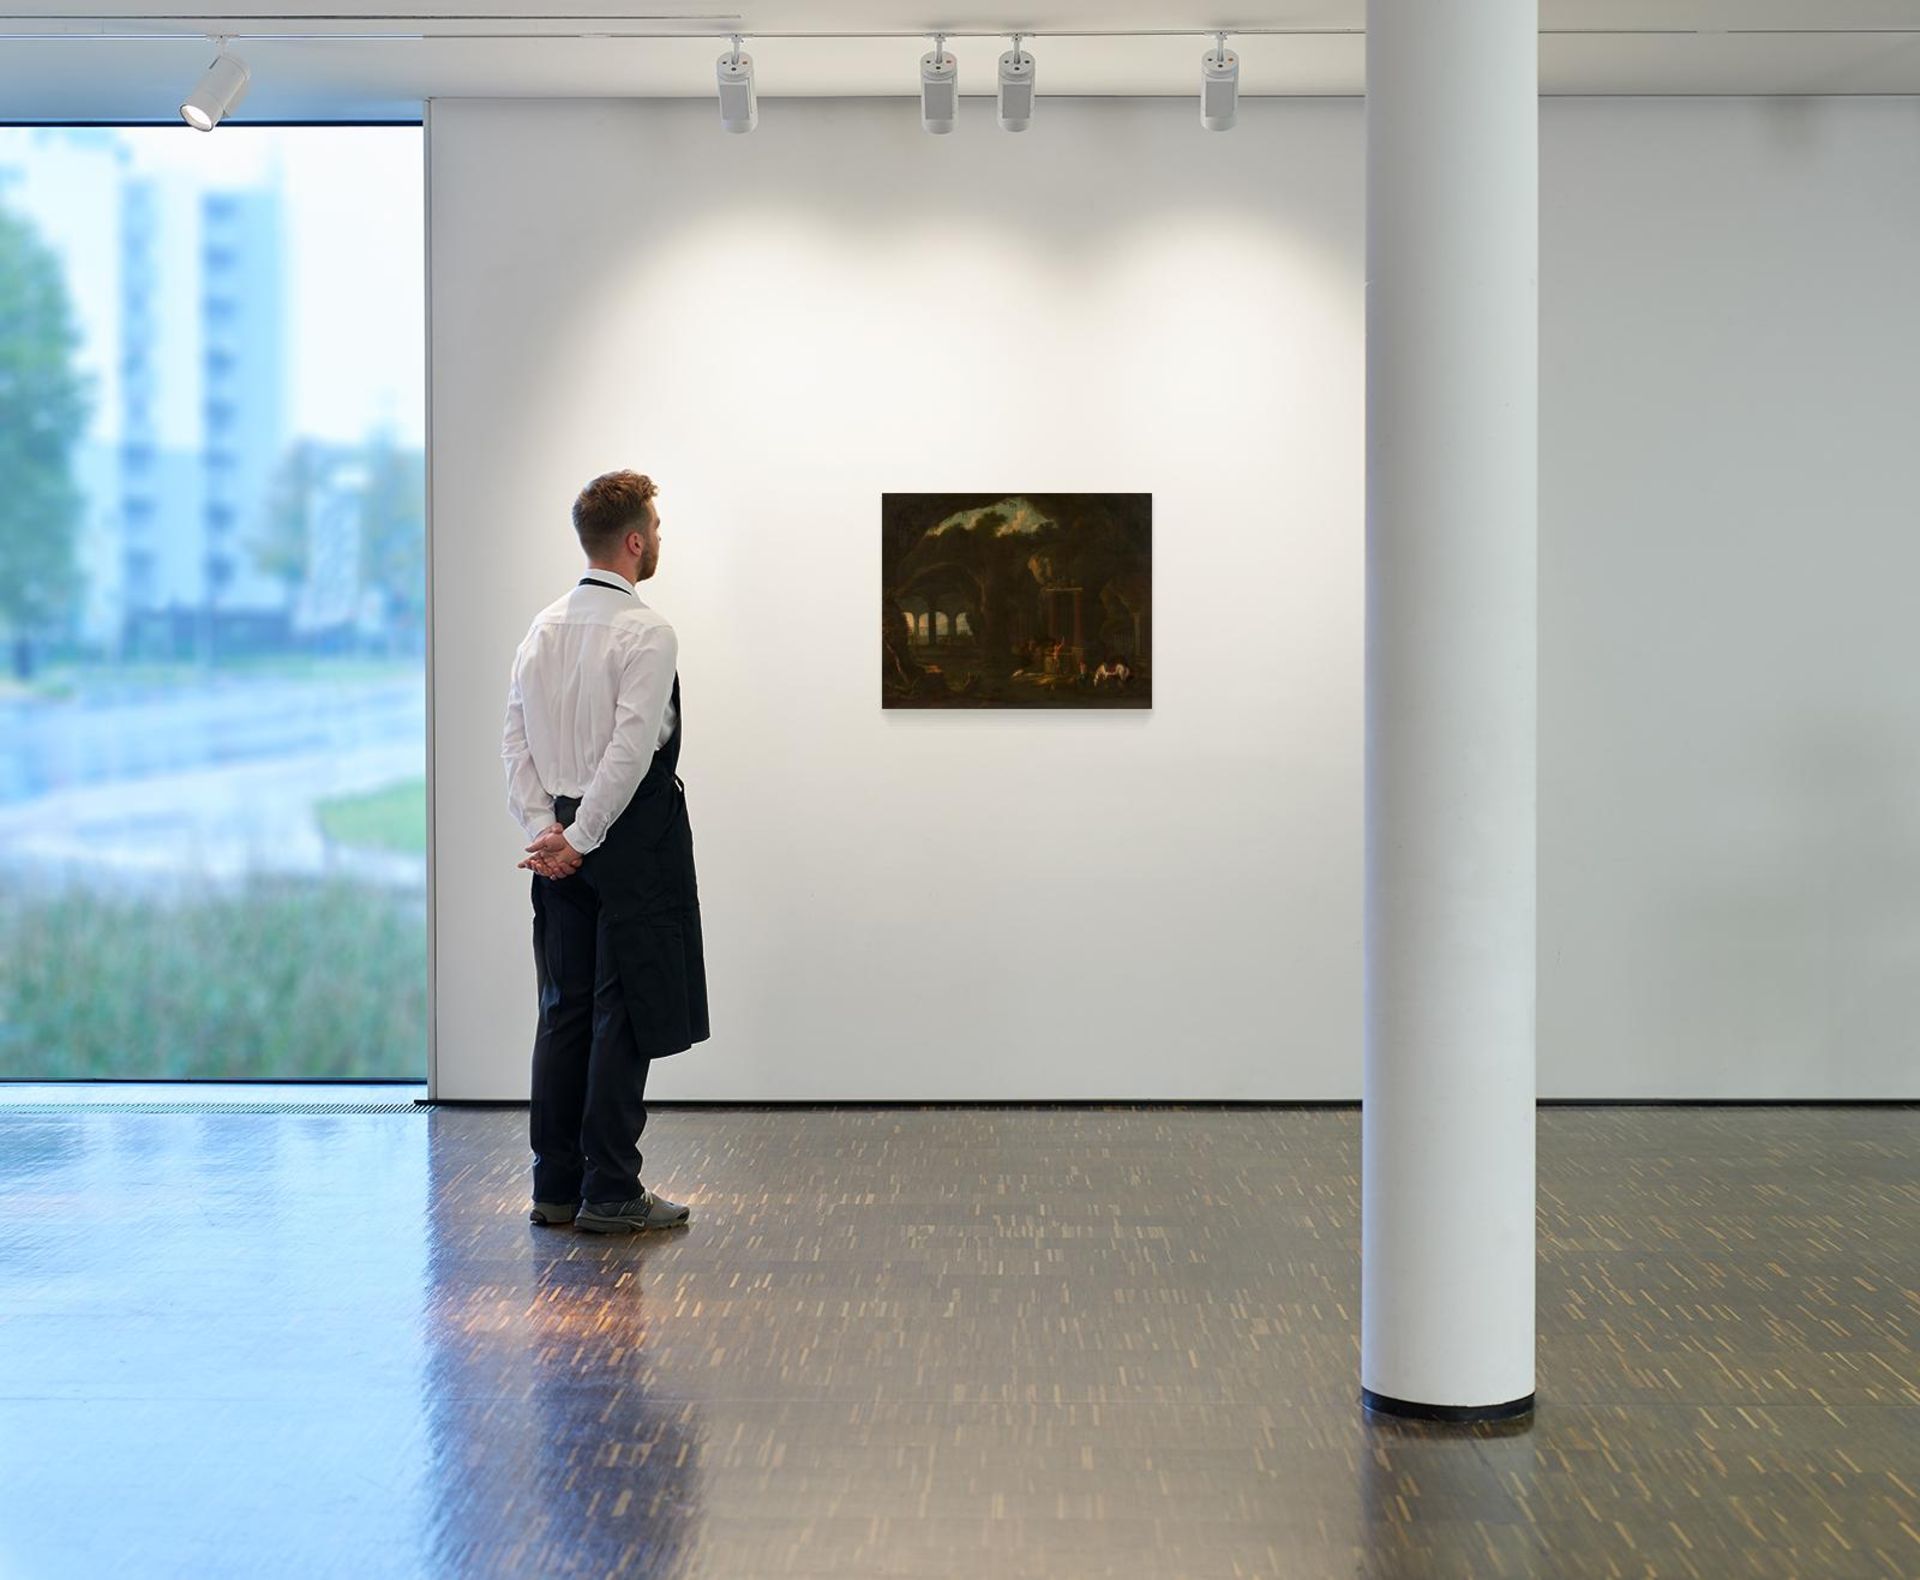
[573,470,659,559]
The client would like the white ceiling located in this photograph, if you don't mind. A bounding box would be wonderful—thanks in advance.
[2,1,1919,120]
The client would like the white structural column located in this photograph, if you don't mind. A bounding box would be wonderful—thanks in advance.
[1361,0,1539,1420]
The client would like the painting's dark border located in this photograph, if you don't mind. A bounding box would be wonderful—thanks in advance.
[880,490,1153,711]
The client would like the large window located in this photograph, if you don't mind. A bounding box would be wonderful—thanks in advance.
[0,126,425,1079]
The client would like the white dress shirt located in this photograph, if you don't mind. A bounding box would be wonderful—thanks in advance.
[501,568,679,856]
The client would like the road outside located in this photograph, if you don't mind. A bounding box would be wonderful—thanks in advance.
[0,667,429,1079]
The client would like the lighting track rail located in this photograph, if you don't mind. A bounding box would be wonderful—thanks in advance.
[4,19,1920,42]
[18,16,1917,132]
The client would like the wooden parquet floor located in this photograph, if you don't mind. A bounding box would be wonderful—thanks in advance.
[0,1102,1912,1578]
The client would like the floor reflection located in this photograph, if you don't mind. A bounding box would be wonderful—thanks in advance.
[1357,1412,1541,1577]
[0,1105,433,1578]
[421,1109,704,1578]
[2,1099,1912,1578]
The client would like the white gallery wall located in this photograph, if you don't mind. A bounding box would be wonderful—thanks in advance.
[429,94,1920,1101]
[1542,98,1920,1099]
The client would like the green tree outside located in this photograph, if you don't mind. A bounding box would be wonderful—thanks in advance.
[258,436,331,593]
[258,429,425,652]
[0,199,91,680]
[361,430,426,646]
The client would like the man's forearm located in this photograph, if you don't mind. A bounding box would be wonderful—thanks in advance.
[501,680,554,841]
[565,743,647,854]
[504,761,555,841]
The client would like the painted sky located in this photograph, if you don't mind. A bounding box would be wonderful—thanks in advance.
[929,496,1053,539]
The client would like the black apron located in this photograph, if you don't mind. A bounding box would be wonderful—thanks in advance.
[586,670,711,1058]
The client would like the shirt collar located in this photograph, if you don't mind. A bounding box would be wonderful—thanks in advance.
[580,568,636,595]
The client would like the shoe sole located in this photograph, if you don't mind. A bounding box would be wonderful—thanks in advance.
[575,1212,691,1234]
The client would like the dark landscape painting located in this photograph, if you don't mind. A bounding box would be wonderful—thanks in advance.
[882,493,1152,709]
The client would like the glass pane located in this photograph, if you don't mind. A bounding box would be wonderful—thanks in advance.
[0,126,426,1079]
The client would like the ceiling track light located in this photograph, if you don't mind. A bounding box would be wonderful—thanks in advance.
[716,31,756,132]
[997,33,1035,132]
[920,33,957,135]
[1201,31,1238,131]
[180,39,250,131]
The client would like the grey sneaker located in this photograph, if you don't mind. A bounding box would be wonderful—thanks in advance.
[529,1201,577,1226]
[575,1186,691,1233]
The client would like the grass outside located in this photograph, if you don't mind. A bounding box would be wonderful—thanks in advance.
[316,778,428,856]
[0,878,428,1080]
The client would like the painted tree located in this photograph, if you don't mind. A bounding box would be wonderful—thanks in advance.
[0,201,90,680]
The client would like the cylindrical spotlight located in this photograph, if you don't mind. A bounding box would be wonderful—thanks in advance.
[180,46,250,132]
[920,36,958,135]
[997,36,1035,132]
[717,35,757,133]
[1201,34,1238,132]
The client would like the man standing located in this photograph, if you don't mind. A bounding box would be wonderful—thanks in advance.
[501,469,710,1233]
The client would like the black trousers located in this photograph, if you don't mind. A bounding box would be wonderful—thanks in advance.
[528,868,652,1205]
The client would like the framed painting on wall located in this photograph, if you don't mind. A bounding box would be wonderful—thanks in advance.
[882,493,1151,709]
